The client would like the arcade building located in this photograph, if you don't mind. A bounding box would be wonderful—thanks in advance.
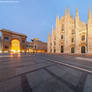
[0,29,27,53]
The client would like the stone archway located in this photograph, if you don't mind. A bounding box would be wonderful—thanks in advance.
[81,46,85,53]
[11,39,20,53]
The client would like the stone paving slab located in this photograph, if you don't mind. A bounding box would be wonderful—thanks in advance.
[47,64,82,86]
[83,74,92,92]
[62,72,81,86]
[26,69,53,88]
[63,66,82,78]
[0,55,92,92]
[0,77,22,92]
[16,62,53,75]
[32,77,74,92]
[0,68,16,82]
[0,82,5,92]
[46,65,67,77]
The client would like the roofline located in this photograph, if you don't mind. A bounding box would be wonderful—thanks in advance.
[0,29,27,37]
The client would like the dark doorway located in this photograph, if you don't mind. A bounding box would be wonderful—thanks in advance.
[54,49,56,53]
[81,46,85,53]
[61,46,64,53]
[71,47,75,53]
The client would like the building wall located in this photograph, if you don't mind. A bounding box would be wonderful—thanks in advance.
[0,29,27,52]
[48,8,92,54]
[30,39,47,53]
[88,8,92,54]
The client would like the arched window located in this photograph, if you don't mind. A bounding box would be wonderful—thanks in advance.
[4,37,9,41]
[71,38,74,42]
[81,46,85,53]
[71,47,75,53]
[61,35,63,39]
[61,46,64,53]
[81,35,85,41]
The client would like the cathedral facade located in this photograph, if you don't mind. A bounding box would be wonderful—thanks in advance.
[48,8,92,54]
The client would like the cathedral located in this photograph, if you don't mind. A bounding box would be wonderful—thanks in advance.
[48,8,92,54]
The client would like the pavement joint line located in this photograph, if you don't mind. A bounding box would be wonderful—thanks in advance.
[75,72,88,92]
[46,57,92,70]
[21,74,32,92]
[44,58,92,74]
[0,63,55,83]
[29,55,92,70]
[44,68,76,91]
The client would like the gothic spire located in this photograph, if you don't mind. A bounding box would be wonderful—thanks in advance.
[52,24,54,35]
[56,16,59,28]
[65,8,67,16]
[67,8,70,16]
[88,8,91,19]
[76,8,78,17]
[48,32,50,38]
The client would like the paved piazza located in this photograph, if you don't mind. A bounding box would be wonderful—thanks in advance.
[0,54,92,92]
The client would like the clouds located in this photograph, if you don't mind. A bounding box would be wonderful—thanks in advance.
[0,0,20,3]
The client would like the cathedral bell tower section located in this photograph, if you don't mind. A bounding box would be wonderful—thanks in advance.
[55,16,60,53]
[64,8,71,53]
[88,8,92,54]
[75,8,80,53]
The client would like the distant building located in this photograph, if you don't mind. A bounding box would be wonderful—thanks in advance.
[0,29,27,53]
[27,38,47,53]
[48,8,92,54]
[26,41,33,52]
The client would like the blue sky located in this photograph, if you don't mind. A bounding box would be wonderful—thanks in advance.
[0,0,92,42]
